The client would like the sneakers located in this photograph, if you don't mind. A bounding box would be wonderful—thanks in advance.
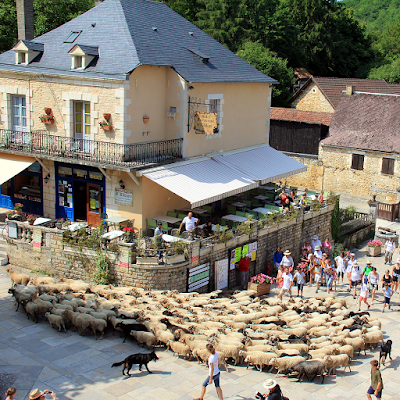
[367,305,370,310]
[358,309,361,311]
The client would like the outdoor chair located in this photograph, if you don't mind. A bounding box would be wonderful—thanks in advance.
[146,219,157,235]
[167,211,177,218]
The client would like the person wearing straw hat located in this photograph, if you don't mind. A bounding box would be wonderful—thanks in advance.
[29,389,56,400]
[311,235,321,252]
[262,379,283,400]
[363,260,373,285]
[279,250,294,270]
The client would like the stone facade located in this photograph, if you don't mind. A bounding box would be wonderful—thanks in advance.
[6,205,333,292]
[291,82,334,113]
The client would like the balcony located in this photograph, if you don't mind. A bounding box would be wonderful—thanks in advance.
[0,129,183,170]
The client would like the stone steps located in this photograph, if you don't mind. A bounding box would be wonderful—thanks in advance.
[0,222,9,265]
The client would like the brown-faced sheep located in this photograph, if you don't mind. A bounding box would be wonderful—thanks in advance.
[7,268,30,286]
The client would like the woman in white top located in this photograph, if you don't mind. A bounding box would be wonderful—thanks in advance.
[335,251,347,284]
[196,344,223,400]
[351,262,362,299]
[368,267,380,304]
[357,282,370,311]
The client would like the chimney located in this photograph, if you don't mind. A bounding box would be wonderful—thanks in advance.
[16,0,34,41]
[346,85,354,96]
[95,0,105,5]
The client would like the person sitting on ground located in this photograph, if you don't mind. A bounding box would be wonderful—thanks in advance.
[29,389,56,400]
[282,198,290,214]
[278,267,293,301]
[262,379,283,400]
[294,267,305,298]
[179,211,198,233]
[5,387,17,400]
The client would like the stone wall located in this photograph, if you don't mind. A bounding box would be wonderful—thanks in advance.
[291,82,335,113]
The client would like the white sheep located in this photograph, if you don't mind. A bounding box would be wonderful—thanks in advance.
[131,331,157,347]
[215,343,243,365]
[239,350,276,372]
[269,356,306,376]
[45,312,67,332]
[90,318,107,340]
[166,340,191,358]
[7,268,30,286]
[362,331,383,349]
[323,354,351,375]
[151,328,175,345]
[336,345,354,360]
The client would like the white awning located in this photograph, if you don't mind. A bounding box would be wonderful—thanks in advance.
[0,154,36,185]
[214,145,307,184]
[143,158,258,208]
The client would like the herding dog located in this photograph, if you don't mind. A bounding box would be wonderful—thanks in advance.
[112,351,158,375]
[114,322,148,343]
[379,339,392,367]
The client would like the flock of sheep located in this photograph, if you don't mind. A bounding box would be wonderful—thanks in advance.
[7,267,385,382]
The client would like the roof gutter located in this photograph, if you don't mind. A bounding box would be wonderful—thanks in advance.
[320,142,400,157]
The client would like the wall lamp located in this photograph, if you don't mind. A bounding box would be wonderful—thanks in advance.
[44,173,50,184]
[188,85,194,90]
[119,179,125,189]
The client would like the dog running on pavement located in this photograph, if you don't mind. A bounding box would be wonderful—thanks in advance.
[379,339,392,367]
[111,350,158,375]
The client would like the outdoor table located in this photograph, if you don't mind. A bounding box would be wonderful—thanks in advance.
[104,216,129,230]
[221,214,248,222]
[162,234,182,243]
[231,202,247,208]
[33,218,52,226]
[181,207,208,214]
[68,222,88,232]
[254,195,269,201]
[252,207,275,214]
[153,215,181,224]
[101,230,124,240]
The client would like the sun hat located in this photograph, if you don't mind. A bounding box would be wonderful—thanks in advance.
[263,379,277,390]
[308,253,314,260]
[284,250,291,255]
[350,253,355,256]
[313,235,318,240]
[352,262,358,266]
[366,260,372,265]
[315,245,320,251]
[29,389,43,400]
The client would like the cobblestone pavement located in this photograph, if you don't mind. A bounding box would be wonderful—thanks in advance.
[1,226,400,399]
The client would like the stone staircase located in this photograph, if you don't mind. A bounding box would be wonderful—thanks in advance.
[0,221,9,265]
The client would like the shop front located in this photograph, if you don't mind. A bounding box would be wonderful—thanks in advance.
[55,162,105,226]
[0,160,43,215]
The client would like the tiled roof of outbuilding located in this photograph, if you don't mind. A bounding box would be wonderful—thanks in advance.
[270,107,332,126]
[0,0,276,83]
[323,93,400,153]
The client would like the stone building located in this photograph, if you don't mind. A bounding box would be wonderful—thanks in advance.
[0,0,305,229]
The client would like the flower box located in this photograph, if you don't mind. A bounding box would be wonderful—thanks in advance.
[166,254,186,264]
[368,246,381,257]
[248,282,271,296]
[100,124,113,131]
[43,119,54,125]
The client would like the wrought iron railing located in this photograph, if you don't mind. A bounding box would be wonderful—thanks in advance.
[0,129,183,168]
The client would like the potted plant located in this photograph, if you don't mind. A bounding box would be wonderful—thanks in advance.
[123,226,135,243]
[248,273,274,296]
[27,214,36,225]
[6,211,13,219]
[167,241,187,264]
[14,203,23,215]
[367,240,383,257]
[39,114,55,125]
[56,218,65,229]
[99,120,113,131]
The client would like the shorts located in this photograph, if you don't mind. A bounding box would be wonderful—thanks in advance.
[369,283,378,290]
[393,273,399,282]
[347,272,351,280]
[280,287,292,296]
[314,274,321,283]
[203,372,220,388]
[352,280,361,287]
[384,296,391,304]
[367,386,382,398]
[359,295,367,302]
[297,283,304,291]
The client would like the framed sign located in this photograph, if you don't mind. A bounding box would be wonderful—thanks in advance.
[8,222,18,239]
[32,228,42,252]
[215,258,229,290]
[194,112,218,135]
[115,189,133,206]
[191,241,200,267]
[188,263,210,292]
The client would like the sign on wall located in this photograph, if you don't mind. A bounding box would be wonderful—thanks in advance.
[194,112,218,135]
[115,189,133,206]
[215,258,229,290]
[188,263,210,292]
[191,241,200,267]
[32,228,42,252]
[119,246,130,269]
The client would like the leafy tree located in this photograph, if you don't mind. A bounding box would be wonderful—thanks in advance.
[0,0,94,54]
[368,57,400,83]
[237,41,294,106]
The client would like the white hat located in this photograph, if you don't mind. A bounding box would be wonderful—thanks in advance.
[313,235,318,240]
[307,253,314,260]
[29,389,44,400]
[263,379,277,390]
[284,250,291,255]
[366,260,372,265]
[351,253,355,256]
[315,245,320,251]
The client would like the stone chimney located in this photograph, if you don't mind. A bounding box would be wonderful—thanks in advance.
[95,0,105,5]
[346,85,355,96]
[16,0,34,41]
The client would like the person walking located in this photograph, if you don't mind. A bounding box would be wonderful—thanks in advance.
[194,343,223,400]
[366,360,383,400]
[277,265,284,290]
[381,270,393,289]
[363,261,373,285]
[335,251,347,284]
[29,389,57,400]
[391,258,400,294]
[325,259,335,294]
[280,250,294,271]
[236,254,250,290]
[294,267,305,298]
[358,281,371,311]
[154,222,164,262]
[368,267,379,304]
[314,263,321,293]
[382,283,393,313]
[311,235,322,252]
[262,379,283,400]
[347,253,357,292]
[351,262,362,299]
[278,267,293,301]
[384,237,395,264]
[307,253,316,285]
[322,237,332,256]
[272,247,283,277]
[5,387,17,400]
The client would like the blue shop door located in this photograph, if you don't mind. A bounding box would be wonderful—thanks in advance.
[56,180,74,221]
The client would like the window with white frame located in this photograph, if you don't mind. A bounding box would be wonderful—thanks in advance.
[207,94,223,138]
[11,95,27,132]
[74,101,90,139]
[17,52,27,65]
[72,56,83,69]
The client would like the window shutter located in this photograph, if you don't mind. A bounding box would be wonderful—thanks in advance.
[351,154,358,170]
[358,155,364,170]
[382,158,389,174]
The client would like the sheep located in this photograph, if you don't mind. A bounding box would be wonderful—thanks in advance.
[336,345,354,360]
[269,356,306,376]
[239,350,276,372]
[181,336,210,352]
[274,349,301,357]
[310,341,333,350]
[166,340,191,359]
[33,298,53,315]
[344,337,365,355]
[7,268,30,286]
[279,327,308,337]
[52,303,74,312]
[323,355,351,375]
[215,343,243,365]
[8,286,36,311]
[288,360,327,383]
[193,348,228,370]
[45,312,67,332]
[276,343,309,353]
[30,277,55,285]
[23,300,39,323]
[90,318,107,340]
[362,331,384,349]
[63,310,93,335]
[38,294,58,302]
[89,311,108,321]
[131,331,157,347]
[77,306,95,314]
[151,328,175,345]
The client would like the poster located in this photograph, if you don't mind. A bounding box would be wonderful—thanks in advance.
[230,249,236,270]
[234,247,242,262]
[215,259,229,290]
[191,241,200,267]
[194,112,218,135]
[188,263,210,292]
[242,244,249,257]
[115,189,133,206]
[32,229,42,252]
[119,246,130,269]
[251,251,257,261]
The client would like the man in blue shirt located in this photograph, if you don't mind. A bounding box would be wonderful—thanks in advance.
[273,247,283,277]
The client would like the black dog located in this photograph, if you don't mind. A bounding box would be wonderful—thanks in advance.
[112,351,158,375]
[114,322,148,343]
[379,340,392,367]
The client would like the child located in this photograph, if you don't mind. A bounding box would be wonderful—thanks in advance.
[382,284,393,312]
[358,282,370,311]
[5,387,17,400]
[314,264,321,293]
[294,268,305,298]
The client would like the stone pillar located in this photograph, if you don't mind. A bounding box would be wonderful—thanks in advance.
[16,0,34,41]
[368,195,378,222]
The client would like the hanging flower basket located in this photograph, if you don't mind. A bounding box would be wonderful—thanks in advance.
[99,121,113,131]
[40,114,55,125]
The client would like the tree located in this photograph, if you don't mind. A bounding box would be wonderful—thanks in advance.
[0,0,94,54]
[237,41,293,106]
[368,57,400,83]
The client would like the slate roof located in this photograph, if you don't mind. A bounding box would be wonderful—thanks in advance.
[0,0,276,83]
[72,45,99,56]
[270,107,332,126]
[323,93,400,153]
[18,40,44,52]
[291,77,400,109]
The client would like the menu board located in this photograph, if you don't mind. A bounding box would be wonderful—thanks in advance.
[32,228,42,252]
[58,180,73,208]
[119,246,130,269]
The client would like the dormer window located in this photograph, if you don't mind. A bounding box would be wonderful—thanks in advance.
[68,44,98,70]
[13,40,44,65]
